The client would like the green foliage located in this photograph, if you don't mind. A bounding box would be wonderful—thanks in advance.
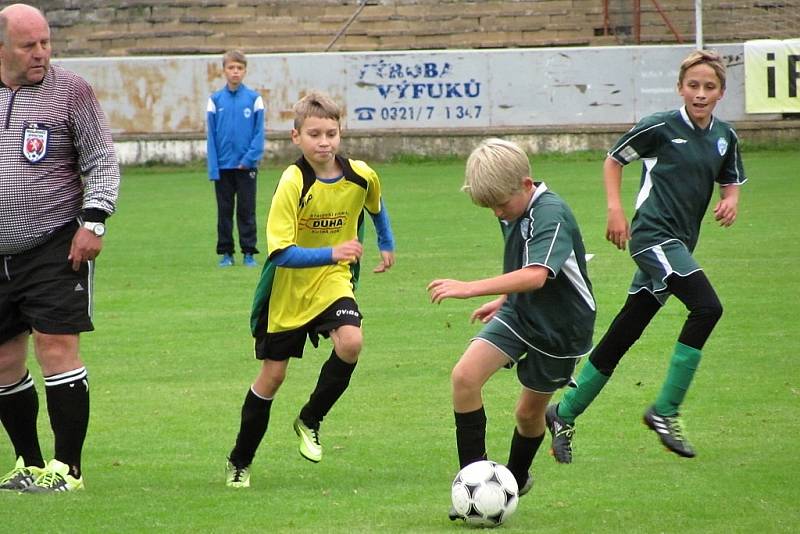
[2,150,797,532]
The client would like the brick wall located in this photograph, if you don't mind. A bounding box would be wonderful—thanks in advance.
[39,0,798,58]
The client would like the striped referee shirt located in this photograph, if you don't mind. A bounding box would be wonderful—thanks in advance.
[0,64,120,254]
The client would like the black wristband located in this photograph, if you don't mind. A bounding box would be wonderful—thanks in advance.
[81,208,108,223]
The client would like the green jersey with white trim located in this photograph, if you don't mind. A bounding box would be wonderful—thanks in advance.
[608,106,746,255]
[500,184,596,358]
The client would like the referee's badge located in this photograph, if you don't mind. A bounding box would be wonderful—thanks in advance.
[22,123,49,163]
[716,137,728,157]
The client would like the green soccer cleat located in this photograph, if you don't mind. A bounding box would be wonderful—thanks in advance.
[293,417,322,463]
[643,405,696,458]
[0,457,44,491]
[545,404,575,464]
[225,460,251,488]
[23,459,84,493]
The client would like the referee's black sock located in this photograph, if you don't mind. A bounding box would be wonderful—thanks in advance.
[0,371,45,468]
[299,350,357,429]
[454,407,488,469]
[229,387,272,468]
[45,367,89,479]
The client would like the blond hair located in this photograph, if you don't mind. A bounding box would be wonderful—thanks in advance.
[292,91,341,130]
[222,49,247,67]
[678,49,726,90]
[463,138,531,208]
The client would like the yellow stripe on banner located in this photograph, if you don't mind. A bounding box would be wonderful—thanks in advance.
[744,39,800,113]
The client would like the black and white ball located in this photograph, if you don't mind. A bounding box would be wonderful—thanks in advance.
[451,460,519,527]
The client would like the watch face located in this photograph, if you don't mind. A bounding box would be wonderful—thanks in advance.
[85,222,105,236]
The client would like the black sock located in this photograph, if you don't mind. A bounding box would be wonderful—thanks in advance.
[45,368,89,478]
[299,351,356,429]
[0,372,44,468]
[454,407,488,468]
[229,387,272,468]
[506,427,544,488]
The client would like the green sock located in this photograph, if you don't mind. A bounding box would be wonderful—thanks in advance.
[557,360,610,424]
[654,342,702,416]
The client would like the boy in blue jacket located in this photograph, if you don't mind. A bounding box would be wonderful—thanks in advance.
[207,50,265,267]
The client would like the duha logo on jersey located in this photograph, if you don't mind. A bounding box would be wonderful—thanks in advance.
[299,212,349,233]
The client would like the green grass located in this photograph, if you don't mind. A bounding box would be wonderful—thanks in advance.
[2,150,798,533]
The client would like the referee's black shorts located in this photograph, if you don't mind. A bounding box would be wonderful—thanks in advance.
[0,221,94,344]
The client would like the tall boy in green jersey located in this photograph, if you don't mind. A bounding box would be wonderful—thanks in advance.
[546,50,746,462]
[225,92,395,487]
[428,138,595,520]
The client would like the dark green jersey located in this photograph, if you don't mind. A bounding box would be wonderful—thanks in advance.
[499,184,595,358]
[609,106,747,255]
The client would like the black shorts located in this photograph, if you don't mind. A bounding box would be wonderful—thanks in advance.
[0,221,94,344]
[255,297,362,361]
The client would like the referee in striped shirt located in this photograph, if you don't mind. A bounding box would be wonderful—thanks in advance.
[0,3,119,493]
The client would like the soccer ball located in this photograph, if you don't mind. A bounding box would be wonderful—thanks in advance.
[451,460,519,527]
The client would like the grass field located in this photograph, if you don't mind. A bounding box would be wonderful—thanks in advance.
[2,148,798,533]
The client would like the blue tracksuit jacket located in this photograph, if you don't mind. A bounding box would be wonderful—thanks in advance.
[206,83,265,180]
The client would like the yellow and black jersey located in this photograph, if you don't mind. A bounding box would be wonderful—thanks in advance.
[251,155,383,335]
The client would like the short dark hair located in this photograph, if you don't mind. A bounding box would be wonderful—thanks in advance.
[292,91,341,131]
[222,49,247,67]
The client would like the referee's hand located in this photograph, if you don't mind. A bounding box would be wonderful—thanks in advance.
[68,227,103,271]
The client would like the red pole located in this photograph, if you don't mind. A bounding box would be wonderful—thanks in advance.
[650,0,685,43]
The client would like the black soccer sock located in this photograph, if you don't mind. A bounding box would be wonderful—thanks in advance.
[506,427,544,488]
[229,387,273,468]
[0,371,45,468]
[454,407,488,469]
[299,351,357,429]
[45,367,89,479]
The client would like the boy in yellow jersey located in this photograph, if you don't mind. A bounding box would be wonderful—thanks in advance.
[225,92,395,487]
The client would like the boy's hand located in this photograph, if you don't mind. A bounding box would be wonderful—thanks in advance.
[332,239,363,264]
[373,250,395,273]
[605,208,630,250]
[713,197,738,227]
[470,297,505,324]
[427,279,472,303]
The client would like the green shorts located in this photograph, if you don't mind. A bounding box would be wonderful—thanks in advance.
[474,313,578,394]
[630,239,702,305]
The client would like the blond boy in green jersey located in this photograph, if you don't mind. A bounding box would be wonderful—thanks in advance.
[428,138,595,520]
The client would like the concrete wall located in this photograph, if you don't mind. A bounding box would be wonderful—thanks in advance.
[41,0,800,57]
[55,43,796,164]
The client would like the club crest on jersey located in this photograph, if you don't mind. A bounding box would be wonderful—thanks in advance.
[22,123,49,163]
[520,218,530,238]
[717,137,728,156]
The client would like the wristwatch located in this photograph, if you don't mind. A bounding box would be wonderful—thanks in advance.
[82,221,106,237]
